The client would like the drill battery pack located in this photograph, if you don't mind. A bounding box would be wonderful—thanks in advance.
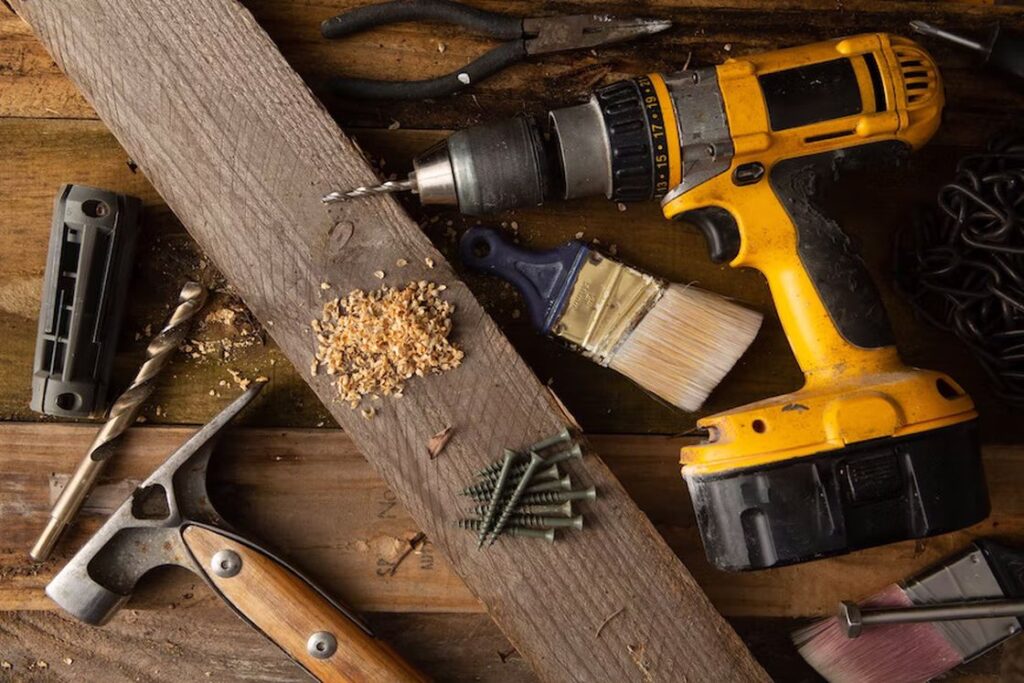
[687,420,989,571]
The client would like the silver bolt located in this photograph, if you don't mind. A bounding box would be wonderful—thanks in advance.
[307,631,338,659]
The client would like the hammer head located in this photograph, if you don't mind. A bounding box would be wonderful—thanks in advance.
[46,384,264,625]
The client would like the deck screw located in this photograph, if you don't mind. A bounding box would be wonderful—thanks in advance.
[455,519,556,542]
[461,464,560,496]
[488,452,543,546]
[475,429,573,477]
[476,444,582,485]
[466,474,571,502]
[517,487,597,505]
[508,514,584,531]
[477,450,516,548]
[473,501,573,518]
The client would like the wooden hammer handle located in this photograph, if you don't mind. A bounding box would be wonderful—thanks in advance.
[182,525,427,682]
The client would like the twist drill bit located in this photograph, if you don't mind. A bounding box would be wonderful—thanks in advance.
[322,179,415,203]
[30,282,208,562]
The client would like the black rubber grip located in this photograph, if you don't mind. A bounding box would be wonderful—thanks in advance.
[327,40,527,99]
[322,0,523,40]
[768,142,908,349]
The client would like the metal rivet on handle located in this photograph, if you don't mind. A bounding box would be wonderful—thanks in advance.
[307,631,338,659]
[211,549,242,578]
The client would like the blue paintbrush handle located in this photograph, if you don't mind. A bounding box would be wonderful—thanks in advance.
[459,227,588,333]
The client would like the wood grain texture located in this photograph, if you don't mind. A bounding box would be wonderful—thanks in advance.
[183,525,426,682]
[0,609,537,682]
[4,423,1023,622]
[8,2,767,680]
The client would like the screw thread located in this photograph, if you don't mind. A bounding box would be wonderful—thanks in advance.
[461,464,559,496]
[465,474,570,502]
[455,519,555,542]
[488,453,544,546]
[517,487,597,505]
[507,514,584,530]
[476,444,582,485]
[473,501,573,517]
[476,450,516,548]
[475,429,573,477]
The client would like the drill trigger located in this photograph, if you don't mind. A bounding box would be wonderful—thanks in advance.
[678,206,741,264]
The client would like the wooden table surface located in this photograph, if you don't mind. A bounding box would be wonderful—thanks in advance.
[3,1,1024,680]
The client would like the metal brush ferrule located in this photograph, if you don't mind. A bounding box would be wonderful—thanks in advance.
[902,545,1020,662]
[555,252,663,364]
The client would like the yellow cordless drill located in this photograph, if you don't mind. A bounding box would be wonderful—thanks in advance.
[335,34,988,570]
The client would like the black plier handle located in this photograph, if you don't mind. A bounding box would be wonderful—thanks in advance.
[323,0,526,100]
[322,0,670,100]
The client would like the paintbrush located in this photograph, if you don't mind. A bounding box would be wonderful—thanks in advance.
[459,227,762,412]
[793,539,1024,683]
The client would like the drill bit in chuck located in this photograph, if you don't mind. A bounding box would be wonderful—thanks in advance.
[30,282,208,562]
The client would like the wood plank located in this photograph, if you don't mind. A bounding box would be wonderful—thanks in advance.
[5,117,1024,441]
[8,2,766,680]
[4,423,1022,620]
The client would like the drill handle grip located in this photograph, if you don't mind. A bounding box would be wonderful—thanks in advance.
[669,142,908,380]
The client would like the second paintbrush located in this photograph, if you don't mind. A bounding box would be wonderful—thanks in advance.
[460,227,762,412]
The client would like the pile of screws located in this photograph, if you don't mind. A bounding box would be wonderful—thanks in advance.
[457,429,596,545]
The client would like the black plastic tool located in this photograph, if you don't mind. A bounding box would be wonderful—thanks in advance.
[31,185,141,418]
[912,20,1024,82]
[322,0,670,99]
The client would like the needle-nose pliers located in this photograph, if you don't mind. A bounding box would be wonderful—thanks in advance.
[321,0,671,99]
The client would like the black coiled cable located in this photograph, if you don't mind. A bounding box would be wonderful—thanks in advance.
[895,131,1024,405]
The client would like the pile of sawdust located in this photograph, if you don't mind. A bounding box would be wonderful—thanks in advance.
[312,281,463,407]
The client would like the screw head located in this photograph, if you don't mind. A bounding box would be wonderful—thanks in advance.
[211,549,242,578]
[307,631,338,659]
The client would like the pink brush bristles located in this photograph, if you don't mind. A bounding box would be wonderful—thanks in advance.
[793,584,965,683]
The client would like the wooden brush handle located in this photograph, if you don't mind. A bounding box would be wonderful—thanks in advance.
[182,525,427,682]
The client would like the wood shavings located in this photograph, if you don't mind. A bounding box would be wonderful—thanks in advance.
[361,406,377,420]
[437,42,446,53]
[387,120,401,130]
[426,425,453,459]
[388,532,427,576]
[373,270,386,279]
[312,282,463,407]
[227,368,251,391]
[617,202,627,212]
[424,257,434,268]
[396,258,408,267]
[575,231,585,239]
[320,282,331,290]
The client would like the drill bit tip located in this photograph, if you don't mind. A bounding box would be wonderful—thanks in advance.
[322,179,415,203]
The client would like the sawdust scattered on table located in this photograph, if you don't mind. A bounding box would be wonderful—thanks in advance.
[312,281,463,407]
[178,296,264,363]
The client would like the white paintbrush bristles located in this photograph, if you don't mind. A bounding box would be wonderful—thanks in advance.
[608,284,763,412]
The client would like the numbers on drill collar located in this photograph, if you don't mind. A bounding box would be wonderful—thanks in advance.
[635,75,672,198]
